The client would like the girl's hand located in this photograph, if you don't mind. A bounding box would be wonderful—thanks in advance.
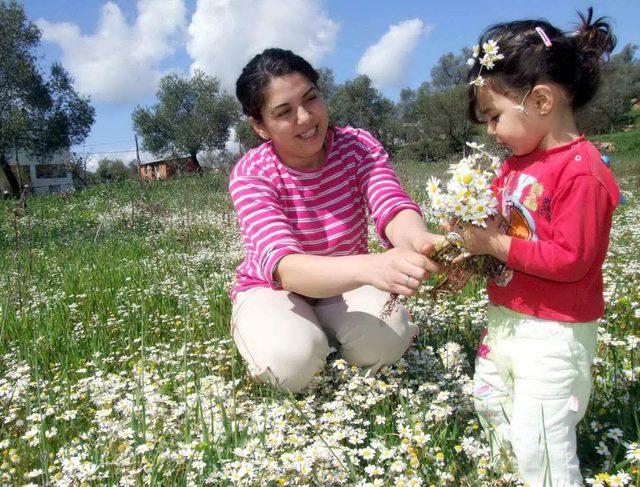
[364,248,434,296]
[461,217,502,255]
[456,216,511,262]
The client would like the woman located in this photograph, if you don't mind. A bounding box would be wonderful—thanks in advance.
[230,48,442,392]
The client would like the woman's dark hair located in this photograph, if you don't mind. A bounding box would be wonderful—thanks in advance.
[236,48,319,121]
[467,8,616,123]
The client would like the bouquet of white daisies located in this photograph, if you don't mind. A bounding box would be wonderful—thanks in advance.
[382,143,507,316]
[423,142,508,293]
[427,142,501,228]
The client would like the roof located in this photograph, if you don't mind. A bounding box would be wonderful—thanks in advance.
[140,156,191,167]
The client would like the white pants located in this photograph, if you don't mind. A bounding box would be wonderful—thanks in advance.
[231,285,419,393]
[474,305,598,487]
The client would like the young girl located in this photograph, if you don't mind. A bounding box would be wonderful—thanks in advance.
[463,9,619,486]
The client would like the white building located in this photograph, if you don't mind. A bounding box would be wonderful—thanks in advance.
[1,149,73,196]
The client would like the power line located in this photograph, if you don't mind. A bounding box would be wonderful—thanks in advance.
[74,138,135,148]
[74,148,137,155]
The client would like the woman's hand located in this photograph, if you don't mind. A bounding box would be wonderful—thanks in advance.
[363,248,435,296]
[409,232,446,268]
[384,209,445,274]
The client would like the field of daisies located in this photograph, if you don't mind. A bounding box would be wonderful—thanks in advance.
[1,146,639,486]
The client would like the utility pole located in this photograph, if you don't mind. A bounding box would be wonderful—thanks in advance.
[14,143,23,190]
[135,134,142,187]
[13,144,30,209]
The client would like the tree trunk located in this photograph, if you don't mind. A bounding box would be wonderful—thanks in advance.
[72,168,88,188]
[190,152,203,173]
[0,152,21,197]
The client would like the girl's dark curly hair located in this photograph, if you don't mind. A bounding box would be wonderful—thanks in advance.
[467,8,616,123]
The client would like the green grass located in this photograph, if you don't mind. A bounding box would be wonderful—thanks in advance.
[592,128,640,177]
[591,109,640,178]
[0,132,639,486]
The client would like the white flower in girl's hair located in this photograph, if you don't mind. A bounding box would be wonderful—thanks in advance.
[482,39,499,55]
[481,52,504,68]
[467,57,475,67]
[469,39,503,87]
[479,54,495,69]
[469,75,485,87]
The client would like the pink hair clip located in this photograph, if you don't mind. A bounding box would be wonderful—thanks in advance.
[535,26,552,48]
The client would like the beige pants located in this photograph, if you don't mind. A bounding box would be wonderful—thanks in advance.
[474,305,598,487]
[231,285,419,392]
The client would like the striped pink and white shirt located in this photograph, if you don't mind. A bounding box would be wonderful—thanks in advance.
[229,126,421,300]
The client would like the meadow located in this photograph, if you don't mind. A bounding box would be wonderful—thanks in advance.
[1,133,639,486]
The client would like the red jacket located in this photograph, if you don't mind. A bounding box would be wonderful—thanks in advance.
[488,136,619,322]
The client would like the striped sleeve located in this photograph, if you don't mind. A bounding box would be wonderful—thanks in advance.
[229,162,303,288]
[355,132,422,247]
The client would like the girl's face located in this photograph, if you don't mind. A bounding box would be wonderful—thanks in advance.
[476,86,550,156]
[251,72,329,170]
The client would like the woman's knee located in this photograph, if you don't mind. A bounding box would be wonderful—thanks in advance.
[250,331,330,393]
[341,305,418,367]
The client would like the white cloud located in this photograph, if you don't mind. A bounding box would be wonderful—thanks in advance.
[37,0,186,103]
[84,149,156,172]
[356,18,429,88]
[187,0,339,91]
[225,126,240,152]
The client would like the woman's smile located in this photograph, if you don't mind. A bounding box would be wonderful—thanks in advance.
[297,125,319,140]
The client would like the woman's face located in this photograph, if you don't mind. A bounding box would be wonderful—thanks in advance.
[251,72,329,170]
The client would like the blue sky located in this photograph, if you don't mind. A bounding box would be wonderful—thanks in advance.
[21,0,640,169]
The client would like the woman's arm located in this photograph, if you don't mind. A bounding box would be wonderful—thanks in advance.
[352,135,444,273]
[275,209,444,298]
[275,247,433,299]
[384,209,444,262]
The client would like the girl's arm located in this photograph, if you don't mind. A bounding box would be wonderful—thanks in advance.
[504,176,614,282]
[455,215,512,262]
[461,176,614,282]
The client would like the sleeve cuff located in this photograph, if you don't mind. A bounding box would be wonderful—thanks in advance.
[264,246,304,288]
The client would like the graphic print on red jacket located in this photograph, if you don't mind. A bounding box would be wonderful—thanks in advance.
[489,136,620,322]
